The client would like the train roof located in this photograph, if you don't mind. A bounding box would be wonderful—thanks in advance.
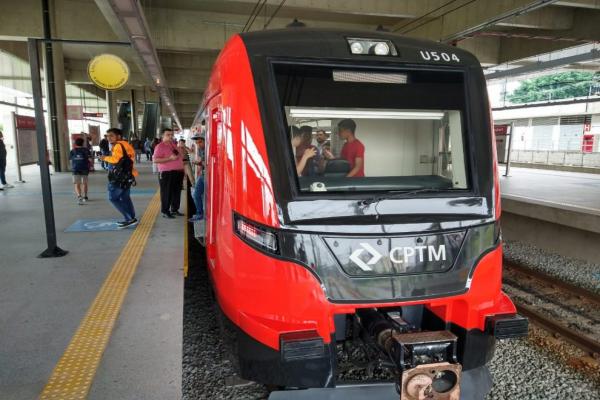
[239,28,481,67]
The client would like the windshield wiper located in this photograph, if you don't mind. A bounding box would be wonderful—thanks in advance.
[360,187,445,206]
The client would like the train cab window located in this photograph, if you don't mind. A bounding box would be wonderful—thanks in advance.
[273,63,470,193]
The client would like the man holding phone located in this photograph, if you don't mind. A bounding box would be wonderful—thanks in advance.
[153,128,184,218]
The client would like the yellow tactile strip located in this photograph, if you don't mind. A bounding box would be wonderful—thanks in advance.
[184,190,189,278]
[40,191,161,400]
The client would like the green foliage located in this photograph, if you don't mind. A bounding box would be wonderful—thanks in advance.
[507,71,597,104]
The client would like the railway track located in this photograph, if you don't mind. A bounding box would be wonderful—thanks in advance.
[503,261,600,360]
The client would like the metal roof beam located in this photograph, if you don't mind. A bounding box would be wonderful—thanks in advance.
[485,47,600,80]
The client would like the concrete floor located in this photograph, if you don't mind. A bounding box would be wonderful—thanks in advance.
[0,161,183,400]
[500,167,600,264]
[500,167,600,213]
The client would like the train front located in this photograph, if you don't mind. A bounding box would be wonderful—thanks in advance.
[214,30,528,400]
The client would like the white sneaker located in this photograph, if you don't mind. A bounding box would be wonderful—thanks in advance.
[77,196,84,205]
[3,184,14,189]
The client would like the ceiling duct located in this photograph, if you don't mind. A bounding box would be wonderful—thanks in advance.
[96,0,181,129]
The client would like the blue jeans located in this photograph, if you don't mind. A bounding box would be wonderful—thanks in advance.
[192,178,204,218]
[101,150,110,170]
[108,183,136,221]
[0,159,6,185]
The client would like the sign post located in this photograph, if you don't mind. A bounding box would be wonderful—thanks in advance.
[504,123,514,177]
[28,38,68,258]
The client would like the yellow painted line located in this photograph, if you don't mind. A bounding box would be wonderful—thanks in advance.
[183,185,190,278]
[39,191,161,400]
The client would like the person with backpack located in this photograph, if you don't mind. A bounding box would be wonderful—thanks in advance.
[69,137,91,204]
[100,128,139,229]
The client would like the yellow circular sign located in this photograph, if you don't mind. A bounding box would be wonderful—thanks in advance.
[87,54,130,90]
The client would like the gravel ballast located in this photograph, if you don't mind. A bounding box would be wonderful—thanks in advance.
[488,338,599,399]
[503,239,600,294]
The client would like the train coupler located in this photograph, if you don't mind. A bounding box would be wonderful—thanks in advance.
[400,362,461,400]
[391,331,461,400]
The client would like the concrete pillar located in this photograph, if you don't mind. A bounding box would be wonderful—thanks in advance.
[43,41,69,172]
[106,90,118,128]
[130,89,137,137]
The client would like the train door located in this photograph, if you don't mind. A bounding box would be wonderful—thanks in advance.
[205,97,222,263]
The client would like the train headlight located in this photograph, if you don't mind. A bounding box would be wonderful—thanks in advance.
[373,42,390,56]
[349,41,364,54]
[234,214,279,254]
[347,38,397,56]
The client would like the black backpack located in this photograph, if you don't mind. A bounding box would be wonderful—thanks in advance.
[108,143,136,189]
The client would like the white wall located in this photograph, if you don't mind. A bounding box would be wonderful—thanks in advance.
[347,118,434,177]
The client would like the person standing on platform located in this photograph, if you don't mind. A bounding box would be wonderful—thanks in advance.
[131,135,143,163]
[99,134,110,170]
[144,137,153,161]
[151,137,161,174]
[178,138,195,188]
[188,134,205,222]
[153,128,184,219]
[0,131,13,190]
[69,137,91,204]
[101,128,139,229]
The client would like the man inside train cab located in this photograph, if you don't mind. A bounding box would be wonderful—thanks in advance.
[295,125,318,176]
[314,129,329,173]
[324,119,365,177]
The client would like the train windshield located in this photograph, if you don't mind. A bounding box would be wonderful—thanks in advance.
[273,63,470,193]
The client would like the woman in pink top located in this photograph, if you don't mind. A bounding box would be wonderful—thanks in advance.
[153,128,185,218]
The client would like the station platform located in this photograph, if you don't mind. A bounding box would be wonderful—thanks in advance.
[0,162,184,400]
[500,167,600,263]
[500,167,600,213]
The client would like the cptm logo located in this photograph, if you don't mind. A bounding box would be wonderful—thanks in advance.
[349,243,447,272]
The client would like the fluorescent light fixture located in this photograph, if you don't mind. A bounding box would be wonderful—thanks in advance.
[289,108,445,120]
[333,70,407,84]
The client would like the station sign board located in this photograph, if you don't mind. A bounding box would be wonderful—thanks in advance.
[83,112,104,118]
[494,125,510,136]
[87,54,130,90]
[15,114,36,130]
[12,113,38,166]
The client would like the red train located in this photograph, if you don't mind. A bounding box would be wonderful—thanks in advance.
[191,29,528,399]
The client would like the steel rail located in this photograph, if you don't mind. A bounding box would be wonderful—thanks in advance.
[514,301,600,357]
[504,261,600,306]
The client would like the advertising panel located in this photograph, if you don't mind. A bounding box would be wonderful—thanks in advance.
[13,114,39,166]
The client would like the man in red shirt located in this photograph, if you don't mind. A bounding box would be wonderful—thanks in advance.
[335,119,365,177]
